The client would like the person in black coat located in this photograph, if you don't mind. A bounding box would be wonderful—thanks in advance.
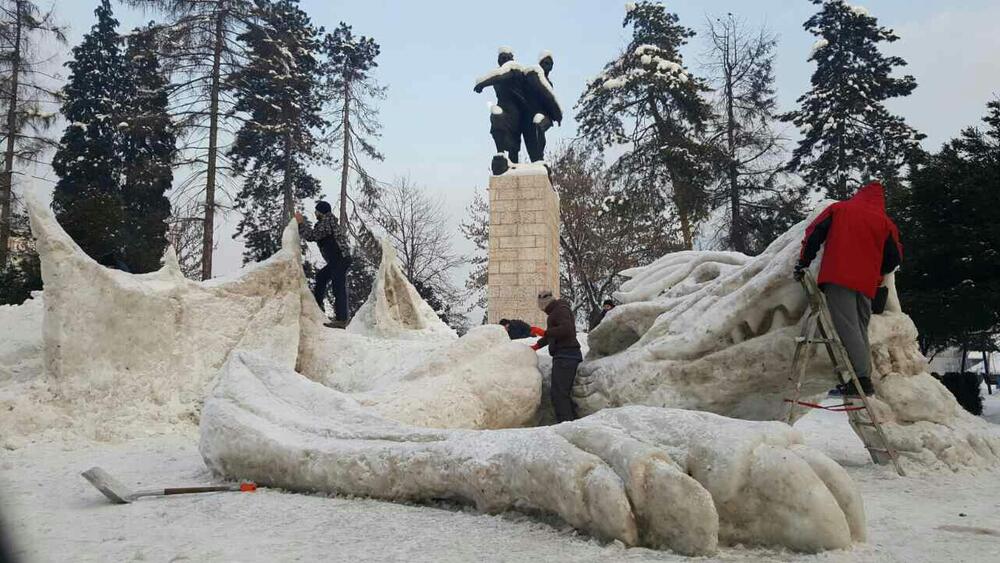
[499,318,533,340]
[532,289,582,422]
[589,298,615,330]
[296,201,352,328]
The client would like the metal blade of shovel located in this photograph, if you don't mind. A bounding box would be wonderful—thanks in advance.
[82,466,135,504]
[82,466,256,504]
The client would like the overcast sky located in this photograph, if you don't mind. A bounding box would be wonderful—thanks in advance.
[23,0,1000,278]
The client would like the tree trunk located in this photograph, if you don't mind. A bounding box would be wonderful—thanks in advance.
[0,0,23,268]
[724,64,742,253]
[678,207,693,250]
[200,6,226,280]
[339,78,351,228]
[836,121,847,200]
[960,342,968,373]
[983,349,992,395]
[281,133,294,223]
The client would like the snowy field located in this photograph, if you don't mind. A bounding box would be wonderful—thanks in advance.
[2,391,999,562]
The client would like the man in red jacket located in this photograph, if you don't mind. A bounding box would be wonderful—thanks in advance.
[795,181,903,396]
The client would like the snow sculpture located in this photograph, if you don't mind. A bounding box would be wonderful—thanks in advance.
[16,198,537,437]
[201,351,865,555]
[575,206,1000,472]
[16,196,310,438]
[19,197,865,554]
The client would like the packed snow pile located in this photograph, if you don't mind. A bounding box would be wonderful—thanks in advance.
[0,291,43,383]
[575,205,1000,472]
[201,351,865,555]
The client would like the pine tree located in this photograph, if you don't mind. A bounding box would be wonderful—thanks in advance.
[782,0,923,201]
[894,100,1000,356]
[125,0,256,279]
[321,22,384,229]
[576,1,715,249]
[704,14,805,254]
[120,25,175,272]
[0,0,65,269]
[52,1,173,272]
[228,0,325,263]
[51,0,130,265]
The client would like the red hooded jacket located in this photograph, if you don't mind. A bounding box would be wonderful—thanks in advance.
[799,182,903,299]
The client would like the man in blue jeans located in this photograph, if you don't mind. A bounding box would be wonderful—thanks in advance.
[295,201,352,328]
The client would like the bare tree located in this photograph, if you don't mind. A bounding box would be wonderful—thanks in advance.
[704,13,803,254]
[0,0,64,267]
[361,177,467,330]
[165,201,208,279]
[552,143,681,325]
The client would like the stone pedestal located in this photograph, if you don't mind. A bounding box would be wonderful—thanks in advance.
[487,167,560,327]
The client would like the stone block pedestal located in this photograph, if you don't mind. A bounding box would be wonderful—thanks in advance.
[487,168,560,327]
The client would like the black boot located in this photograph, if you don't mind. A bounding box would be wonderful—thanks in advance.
[842,377,874,397]
[491,154,510,176]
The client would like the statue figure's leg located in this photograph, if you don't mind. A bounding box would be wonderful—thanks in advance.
[535,127,547,162]
[521,114,541,162]
[491,110,520,167]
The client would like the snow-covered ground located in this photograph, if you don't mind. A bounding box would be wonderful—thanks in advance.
[3,390,1000,562]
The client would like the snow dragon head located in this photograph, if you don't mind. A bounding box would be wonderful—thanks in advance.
[577,213,826,420]
[575,207,1000,472]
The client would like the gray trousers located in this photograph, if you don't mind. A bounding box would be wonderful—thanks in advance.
[822,284,872,381]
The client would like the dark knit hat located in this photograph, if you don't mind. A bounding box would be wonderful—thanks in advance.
[315,201,332,214]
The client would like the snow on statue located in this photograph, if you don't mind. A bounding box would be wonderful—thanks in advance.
[3,195,996,554]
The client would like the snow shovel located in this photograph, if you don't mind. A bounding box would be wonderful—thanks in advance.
[82,466,256,504]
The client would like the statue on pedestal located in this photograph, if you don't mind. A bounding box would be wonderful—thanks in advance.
[474,48,562,175]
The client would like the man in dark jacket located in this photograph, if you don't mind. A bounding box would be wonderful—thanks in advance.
[795,181,902,396]
[499,318,533,340]
[295,201,352,328]
[532,289,582,422]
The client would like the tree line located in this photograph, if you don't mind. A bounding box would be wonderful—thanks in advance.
[0,0,467,325]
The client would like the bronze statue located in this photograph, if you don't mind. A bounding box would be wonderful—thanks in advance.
[474,49,562,175]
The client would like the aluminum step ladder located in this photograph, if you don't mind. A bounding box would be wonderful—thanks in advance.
[785,271,905,477]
